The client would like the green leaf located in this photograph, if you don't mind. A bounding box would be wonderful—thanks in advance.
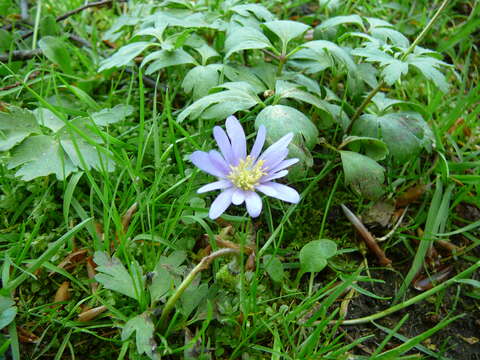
[263,255,284,283]
[316,15,364,31]
[185,35,219,64]
[299,239,337,274]
[149,251,187,302]
[255,105,319,176]
[182,65,221,100]
[99,41,152,71]
[224,26,272,58]
[340,136,389,161]
[0,29,13,50]
[0,296,16,330]
[223,64,268,93]
[230,4,274,22]
[303,40,357,72]
[177,82,260,122]
[370,92,404,112]
[352,112,434,162]
[340,150,385,200]
[275,80,349,128]
[263,20,309,53]
[0,107,40,151]
[289,47,333,74]
[122,312,158,359]
[407,55,450,93]
[371,27,410,48]
[38,36,73,74]
[7,135,76,180]
[33,108,65,132]
[255,105,319,149]
[58,119,115,172]
[143,48,196,75]
[94,251,141,301]
[382,59,409,85]
[90,105,134,126]
[180,283,208,317]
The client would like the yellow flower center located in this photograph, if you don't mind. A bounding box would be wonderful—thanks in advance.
[227,156,267,191]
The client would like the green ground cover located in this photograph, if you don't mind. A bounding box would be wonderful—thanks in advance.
[0,0,479,358]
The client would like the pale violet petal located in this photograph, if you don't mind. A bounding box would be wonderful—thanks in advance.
[209,150,230,175]
[197,180,232,194]
[213,126,234,165]
[226,115,246,163]
[261,170,288,182]
[263,148,288,170]
[257,182,300,203]
[270,158,299,173]
[209,188,234,219]
[232,188,246,205]
[190,151,226,178]
[258,133,293,163]
[250,125,266,160]
[245,191,262,217]
[256,184,277,197]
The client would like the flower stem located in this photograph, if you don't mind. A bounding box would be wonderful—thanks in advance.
[346,0,450,134]
[158,248,239,332]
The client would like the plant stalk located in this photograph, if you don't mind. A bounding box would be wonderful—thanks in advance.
[346,0,450,134]
[158,248,239,331]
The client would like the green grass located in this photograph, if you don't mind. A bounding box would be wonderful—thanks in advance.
[1,0,479,359]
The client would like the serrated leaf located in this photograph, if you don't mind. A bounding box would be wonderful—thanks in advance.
[0,296,17,330]
[370,92,404,112]
[371,27,410,47]
[99,41,152,71]
[224,26,272,58]
[90,105,134,126]
[299,239,337,274]
[143,48,196,75]
[382,59,409,85]
[275,80,349,128]
[230,4,275,22]
[263,255,284,283]
[7,135,76,180]
[150,9,222,29]
[58,118,115,172]
[185,35,219,64]
[255,105,319,149]
[303,40,357,72]
[263,20,309,52]
[340,150,385,200]
[38,36,73,74]
[122,312,158,359]
[177,82,260,122]
[180,283,208,317]
[33,108,65,132]
[407,55,450,93]
[340,136,389,161]
[352,112,434,162]
[94,251,141,300]
[289,47,333,74]
[223,64,268,93]
[149,251,187,302]
[182,65,221,100]
[0,107,40,151]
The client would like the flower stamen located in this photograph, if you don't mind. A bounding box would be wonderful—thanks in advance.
[227,156,267,191]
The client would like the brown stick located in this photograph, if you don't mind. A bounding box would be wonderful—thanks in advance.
[341,204,392,267]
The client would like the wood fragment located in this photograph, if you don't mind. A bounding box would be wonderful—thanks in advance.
[86,256,98,292]
[341,204,392,267]
[54,281,70,302]
[396,184,427,207]
[413,265,454,291]
[78,305,108,322]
